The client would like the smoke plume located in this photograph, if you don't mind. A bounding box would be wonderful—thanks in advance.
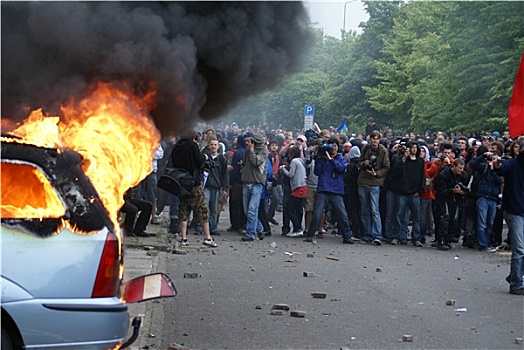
[1,1,312,135]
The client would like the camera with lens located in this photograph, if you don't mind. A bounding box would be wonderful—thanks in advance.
[315,142,334,159]
[366,155,378,171]
[456,182,469,192]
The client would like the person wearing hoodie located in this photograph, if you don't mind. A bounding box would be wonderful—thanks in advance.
[171,130,217,248]
[240,133,269,241]
[227,133,248,233]
[344,146,364,240]
[494,141,524,295]
[392,141,425,246]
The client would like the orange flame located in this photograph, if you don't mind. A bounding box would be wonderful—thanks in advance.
[6,82,161,230]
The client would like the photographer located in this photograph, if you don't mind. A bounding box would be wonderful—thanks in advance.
[303,136,354,244]
[434,158,470,250]
[357,130,390,245]
[470,148,502,252]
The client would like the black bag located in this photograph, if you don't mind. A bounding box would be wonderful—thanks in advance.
[158,168,195,198]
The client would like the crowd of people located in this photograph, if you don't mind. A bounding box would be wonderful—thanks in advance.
[121,120,524,296]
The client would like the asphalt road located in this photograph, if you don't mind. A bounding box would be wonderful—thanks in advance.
[157,208,523,350]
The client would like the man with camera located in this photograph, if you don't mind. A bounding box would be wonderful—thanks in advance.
[303,136,354,244]
[434,158,470,250]
[469,147,502,252]
[391,141,426,246]
[357,130,390,245]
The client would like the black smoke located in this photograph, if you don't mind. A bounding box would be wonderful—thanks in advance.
[1,1,312,135]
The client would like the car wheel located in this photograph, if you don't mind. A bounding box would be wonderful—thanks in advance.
[2,326,14,350]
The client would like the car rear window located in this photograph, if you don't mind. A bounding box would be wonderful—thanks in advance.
[1,161,66,219]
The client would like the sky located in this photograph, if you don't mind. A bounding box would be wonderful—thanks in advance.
[304,0,369,38]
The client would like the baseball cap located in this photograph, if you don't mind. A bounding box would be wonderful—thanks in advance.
[399,138,409,146]
[296,135,307,143]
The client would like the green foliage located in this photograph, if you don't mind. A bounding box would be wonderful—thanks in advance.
[222,2,524,136]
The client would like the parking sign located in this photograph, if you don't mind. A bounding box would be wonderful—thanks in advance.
[304,105,315,116]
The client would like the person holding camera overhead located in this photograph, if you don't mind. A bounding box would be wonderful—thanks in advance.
[357,130,390,245]
[303,136,354,244]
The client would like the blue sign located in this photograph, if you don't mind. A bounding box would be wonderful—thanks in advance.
[304,105,315,116]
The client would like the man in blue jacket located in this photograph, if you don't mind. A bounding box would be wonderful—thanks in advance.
[304,136,353,244]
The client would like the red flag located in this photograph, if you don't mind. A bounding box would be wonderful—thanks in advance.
[509,53,524,138]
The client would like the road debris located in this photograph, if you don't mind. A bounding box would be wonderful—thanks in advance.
[311,292,327,299]
[272,304,290,311]
[290,310,306,317]
[446,299,456,306]
[183,272,199,278]
[326,255,339,261]
[303,271,317,277]
[402,335,413,342]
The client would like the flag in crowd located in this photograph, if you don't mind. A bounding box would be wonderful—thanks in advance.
[509,52,524,138]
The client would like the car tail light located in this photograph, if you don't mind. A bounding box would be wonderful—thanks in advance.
[92,231,120,297]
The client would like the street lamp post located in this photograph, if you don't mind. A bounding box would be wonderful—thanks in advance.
[343,0,358,32]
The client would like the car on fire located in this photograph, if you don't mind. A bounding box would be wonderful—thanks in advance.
[1,135,175,350]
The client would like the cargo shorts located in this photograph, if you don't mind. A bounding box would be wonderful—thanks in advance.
[178,185,210,223]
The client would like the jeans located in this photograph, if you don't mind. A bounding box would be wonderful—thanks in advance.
[385,190,400,240]
[204,187,220,232]
[505,211,524,291]
[476,196,497,250]
[398,194,421,243]
[358,185,382,241]
[307,192,352,238]
[420,198,432,242]
[243,183,263,238]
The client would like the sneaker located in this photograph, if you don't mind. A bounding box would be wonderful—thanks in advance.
[480,247,497,253]
[400,239,408,245]
[203,238,217,248]
[180,239,189,246]
[241,236,254,242]
[415,240,423,247]
[390,239,398,245]
[257,232,264,240]
[372,239,382,246]
[303,236,314,243]
[351,236,361,241]
[210,230,221,236]
[150,216,160,225]
[509,289,524,296]
[317,231,324,239]
[506,275,511,284]
[342,237,354,244]
[286,231,304,238]
[264,230,272,236]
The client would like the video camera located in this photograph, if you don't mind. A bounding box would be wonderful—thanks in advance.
[304,129,319,147]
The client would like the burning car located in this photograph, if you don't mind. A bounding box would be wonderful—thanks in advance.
[1,135,176,349]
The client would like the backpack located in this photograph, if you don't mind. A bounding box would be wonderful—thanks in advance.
[157,168,195,199]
